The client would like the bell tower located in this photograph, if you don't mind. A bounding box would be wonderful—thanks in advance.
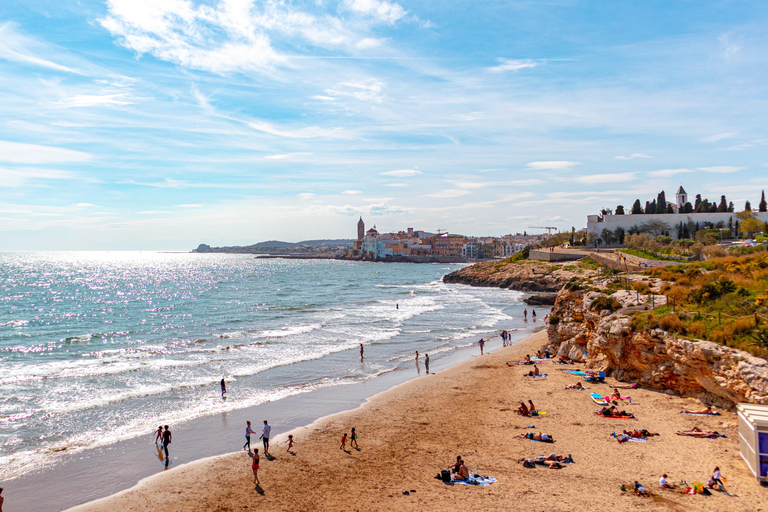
[357,217,365,241]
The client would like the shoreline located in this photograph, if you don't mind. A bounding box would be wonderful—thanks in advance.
[3,322,544,512]
[62,329,766,512]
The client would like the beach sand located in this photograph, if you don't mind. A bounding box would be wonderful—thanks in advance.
[68,330,766,512]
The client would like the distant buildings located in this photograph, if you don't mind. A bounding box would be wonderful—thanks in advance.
[347,217,546,261]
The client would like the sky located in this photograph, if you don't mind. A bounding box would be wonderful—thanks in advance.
[0,0,767,250]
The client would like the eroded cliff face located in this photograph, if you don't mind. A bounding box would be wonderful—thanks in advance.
[547,289,768,409]
[442,261,589,292]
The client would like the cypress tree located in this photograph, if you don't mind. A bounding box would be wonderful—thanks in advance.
[683,202,693,213]
[694,194,702,211]
[631,199,643,214]
[760,190,767,212]
[657,191,666,212]
[615,205,625,215]
[666,204,674,213]
[718,195,728,212]
[644,201,651,214]
[728,201,734,212]
[745,201,752,211]
[677,222,683,239]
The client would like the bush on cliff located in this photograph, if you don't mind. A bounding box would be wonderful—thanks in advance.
[549,314,561,325]
[590,296,621,312]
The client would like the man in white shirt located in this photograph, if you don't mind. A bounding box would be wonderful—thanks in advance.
[260,420,272,455]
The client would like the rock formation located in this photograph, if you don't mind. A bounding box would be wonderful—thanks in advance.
[547,289,768,408]
[442,261,589,292]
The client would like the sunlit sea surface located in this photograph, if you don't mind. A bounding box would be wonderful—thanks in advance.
[0,252,528,480]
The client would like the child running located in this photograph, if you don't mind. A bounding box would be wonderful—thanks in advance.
[286,434,295,453]
[340,433,348,451]
[350,428,359,449]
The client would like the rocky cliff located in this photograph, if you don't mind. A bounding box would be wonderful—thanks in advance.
[442,260,589,292]
[546,289,768,408]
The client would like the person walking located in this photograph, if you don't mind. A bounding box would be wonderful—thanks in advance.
[478,338,485,355]
[350,427,359,449]
[244,421,254,452]
[260,420,271,455]
[424,353,430,374]
[154,425,163,445]
[161,425,172,462]
[220,377,226,397]
[251,448,260,486]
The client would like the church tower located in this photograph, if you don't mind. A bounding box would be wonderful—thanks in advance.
[357,217,365,241]
[675,186,688,211]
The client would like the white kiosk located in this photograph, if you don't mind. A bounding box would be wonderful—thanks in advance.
[737,403,768,483]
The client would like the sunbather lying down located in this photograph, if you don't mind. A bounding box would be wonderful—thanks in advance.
[680,407,718,415]
[599,406,635,418]
[566,382,584,390]
[624,429,658,438]
[614,382,638,389]
[517,432,554,442]
[676,427,724,438]
[519,453,573,469]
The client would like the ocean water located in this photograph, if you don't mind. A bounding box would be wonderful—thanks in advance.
[0,252,530,481]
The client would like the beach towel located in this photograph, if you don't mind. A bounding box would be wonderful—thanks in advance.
[563,370,586,375]
[595,411,635,420]
[526,374,548,378]
[452,475,497,486]
[680,412,720,416]
[591,393,610,406]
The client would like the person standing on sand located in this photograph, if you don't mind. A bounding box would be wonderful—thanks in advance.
[220,378,226,397]
[425,354,430,374]
[244,421,254,452]
[155,425,163,445]
[260,420,271,455]
[162,425,172,462]
[251,448,260,485]
[478,338,485,355]
[350,427,359,449]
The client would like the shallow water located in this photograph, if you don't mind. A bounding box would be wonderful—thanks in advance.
[0,252,532,481]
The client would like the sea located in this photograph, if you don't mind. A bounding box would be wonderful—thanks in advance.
[0,252,532,483]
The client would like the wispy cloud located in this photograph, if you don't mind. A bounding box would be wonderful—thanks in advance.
[0,22,81,74]
[572,173,637,184]
[342,190,361,195]
[264,152,312,160]
[486,59,538,73]
[423,189,471,198]
[57,94,133,108]
[381,169,421,177]
[703,132,737,143]
[526,161,579,170]
[72,202,97,207]
[646,168,694,178]
[615,153,652,160]
[698,166,744,173]
[175,204,202,208]
[343,0,407,24]
[0,141,91,164]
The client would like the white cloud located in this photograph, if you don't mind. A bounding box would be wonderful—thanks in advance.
[423,189,471,198]
[299,192,315,199]
[0,22,81,74]
[646,168,694,178]
[384,182,407,187]
[486,59,538,73]
[698,166,744,173]
[703,132,736,143]
[264,152,312,160]
[311,95,336,101]
[0,141,92,164]
[526,161,579,170]
[73,203,97,207]
[381,169,421,177]
[342,190,361,195]
[0,167,79,187]
[572,172,636,184]
[343,0,407,24]
[615,153,652,160]
[58,94,133,108]
[138,210,172,214]
[325,79,384,103]
[356,38,385,49]
[246,120,347,139]
[175,204,203,208]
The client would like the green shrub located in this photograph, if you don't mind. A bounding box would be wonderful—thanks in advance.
[549,314,561,325]
[590,296,622,312]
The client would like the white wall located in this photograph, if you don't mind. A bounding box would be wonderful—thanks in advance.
[587,212,768,240]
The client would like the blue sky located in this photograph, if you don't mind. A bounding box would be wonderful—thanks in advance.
[1,0,767,250]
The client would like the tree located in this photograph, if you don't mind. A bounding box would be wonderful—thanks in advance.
[637,219,670,236]
[683,202,693,213]
[718,195,728,212]
[745,200,752,211]
[666,204,674,213]
[615,205,625,215]
[631,199,643,214]
[741,219,761,238]
[570,227,575,246]
[613,227,625,244]
[760,190,767,212]
[694,194,702,211]
[644,201,652,214]
[601,229,613,245]
[657,191,666,213]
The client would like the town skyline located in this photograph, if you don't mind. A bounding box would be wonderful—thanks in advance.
[1,1,767,250]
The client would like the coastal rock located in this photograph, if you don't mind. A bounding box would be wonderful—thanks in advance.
[443,261,593,292]
[524,293,558,306]
[547,288,768,409]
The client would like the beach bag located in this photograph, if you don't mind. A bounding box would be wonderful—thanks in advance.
[441,469,451,483]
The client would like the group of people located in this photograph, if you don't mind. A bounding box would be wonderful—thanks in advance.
[523,309,536,320]
[444,455,470,481]
[517,400,537,416]
[244,420,271,486]
[339,428,359,452]
[632,466,726,498]
[598,405,635,419]
[154,425,172,464]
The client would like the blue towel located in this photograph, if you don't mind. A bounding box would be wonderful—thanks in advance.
[453,475,498,486]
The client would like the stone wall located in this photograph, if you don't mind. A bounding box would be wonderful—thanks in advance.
[587,211,768,240]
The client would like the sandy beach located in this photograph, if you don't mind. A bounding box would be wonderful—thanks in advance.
[67,330,766,512]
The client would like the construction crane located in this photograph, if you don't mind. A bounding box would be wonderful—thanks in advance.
[529,226,558,235]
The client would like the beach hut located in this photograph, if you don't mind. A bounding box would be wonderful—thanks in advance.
[736,403,768,483]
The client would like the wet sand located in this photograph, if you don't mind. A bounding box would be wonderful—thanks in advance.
[65,330,766,512]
